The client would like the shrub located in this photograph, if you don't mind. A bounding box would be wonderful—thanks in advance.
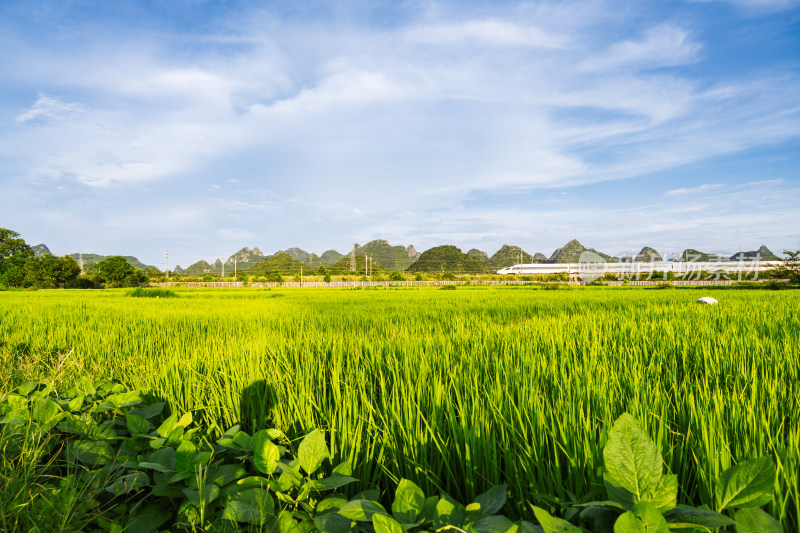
[129,287,178,298]
[389,271,404,281]
[323,274,331,283]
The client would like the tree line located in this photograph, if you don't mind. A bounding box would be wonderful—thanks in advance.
[0,228,147,289]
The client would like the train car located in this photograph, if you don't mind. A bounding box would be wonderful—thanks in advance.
[496,260,782,277]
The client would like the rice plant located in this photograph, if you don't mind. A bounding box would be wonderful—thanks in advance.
[1,286,797,529]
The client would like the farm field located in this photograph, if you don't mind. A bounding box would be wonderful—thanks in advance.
[1,286,798,529]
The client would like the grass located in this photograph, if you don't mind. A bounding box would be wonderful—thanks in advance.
[0,286,798,529]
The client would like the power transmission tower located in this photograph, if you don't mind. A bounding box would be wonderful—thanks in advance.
[165,249,170,279]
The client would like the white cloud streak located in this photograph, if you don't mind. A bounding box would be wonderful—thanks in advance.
[1,1,798,265]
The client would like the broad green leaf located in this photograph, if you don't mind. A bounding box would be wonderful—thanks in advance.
[733,508,782,533]
[276,461,304,489]
[471,515,517,533]
[315,511,353,533]
[298,428,330,475]
[156,413,177,438]
[307,473,359,491]
[267,428,284,440]
[604,414,663,509]
[665,505,734,528]
[392,479,425,523]
[318,497,349,513]
[333,460,353,476]
[126,414,150,436]
[175,440,197,472]
[531,507,583,533]
[373,513,406,533]
[57,413,89,436]
[338,499,388,521]
[31,397,61,427]
[67,440,114,467]
[290,518,317,533]
[137,461,173,473]
[67,395,84,411]
[276,511,297,533]
[645,474,677,513]
[105,471,150,496]
[72,377,96,397]
[613,502,669,533]
[222,488,274,524]
[518,520,546,533]
[223,424,241,436]
[147,446,176,470]
[717,457,775,510]
[126,504,171,533]
[129,402,165,420]
[476,484,508,515]
[176,411,193,428]
[104,390,142,409]
[16,382,38,396]
[232,430,252,450]
[253,430,282,474]
[167,471,193,484]
[208,464,248,486]
[433,498,464,528]
[166,426,184,446]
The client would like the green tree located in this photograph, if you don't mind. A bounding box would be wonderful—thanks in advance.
[24,255,81,288]
[96,256,135,287]
[0,228,34,286]
[775,250,800,283]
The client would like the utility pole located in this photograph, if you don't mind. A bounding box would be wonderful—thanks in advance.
[350,244,356,271]
[234,257,237,279]
[300,265,303,287]
[222,256,225,277]
[165,249,170,279]
[79,249,84,275]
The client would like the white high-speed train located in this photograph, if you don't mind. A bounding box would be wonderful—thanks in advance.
[496,260,782,276]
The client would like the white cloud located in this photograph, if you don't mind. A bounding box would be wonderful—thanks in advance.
[407,19,568,48]
[581,24,701,72]
[663,183,725,196]
[16,94,84,123]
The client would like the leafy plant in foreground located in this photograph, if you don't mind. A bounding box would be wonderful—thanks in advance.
[0,380,784,532]
[533,413,781,533]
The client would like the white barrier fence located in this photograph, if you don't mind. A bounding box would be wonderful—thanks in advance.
[149,279,784,289]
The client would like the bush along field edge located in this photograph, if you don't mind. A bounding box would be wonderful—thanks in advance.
[0,379,783,532]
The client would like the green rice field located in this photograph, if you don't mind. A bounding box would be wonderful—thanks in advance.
[1,286,798,529]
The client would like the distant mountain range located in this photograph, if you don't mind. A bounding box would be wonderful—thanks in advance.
[26,239,780,276]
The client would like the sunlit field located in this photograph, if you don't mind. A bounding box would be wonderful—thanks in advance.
[1,286,798,528]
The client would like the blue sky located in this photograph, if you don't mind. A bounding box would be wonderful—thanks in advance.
[1,0,798,268]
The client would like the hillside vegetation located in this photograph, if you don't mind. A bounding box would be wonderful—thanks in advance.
[548,239,613,263]
[487,245,538,270]
[353,240,419,271]
[247,252,306,275]
[408,245,489,273]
